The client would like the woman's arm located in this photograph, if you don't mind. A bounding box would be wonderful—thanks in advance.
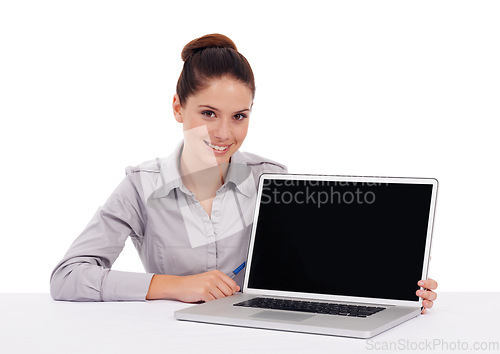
[146,271,240,302]
[50,174,153,301]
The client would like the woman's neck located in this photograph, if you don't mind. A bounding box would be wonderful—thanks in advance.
[179,146,230,200]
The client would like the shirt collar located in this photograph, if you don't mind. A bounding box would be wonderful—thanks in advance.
[225,150,253,198]
[150,141,253,199]
[150,141,191,199]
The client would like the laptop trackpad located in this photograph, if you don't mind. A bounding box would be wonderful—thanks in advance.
[250,311,314,322]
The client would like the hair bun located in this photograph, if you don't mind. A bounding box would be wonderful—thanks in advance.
[181,33,238,61]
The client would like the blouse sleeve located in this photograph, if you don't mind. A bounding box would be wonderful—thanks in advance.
[50,172,154,302]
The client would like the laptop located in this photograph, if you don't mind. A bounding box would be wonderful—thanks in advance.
[175,174,438,338]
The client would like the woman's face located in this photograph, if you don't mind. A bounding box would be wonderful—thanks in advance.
[173,76,253,166]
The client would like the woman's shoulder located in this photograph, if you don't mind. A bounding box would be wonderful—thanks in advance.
[121,158,165,202]
[124,158,161,175]
[124,142,181,178]
[235,150,288,174]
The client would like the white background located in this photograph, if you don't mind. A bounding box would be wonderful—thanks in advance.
[1,0,498,293]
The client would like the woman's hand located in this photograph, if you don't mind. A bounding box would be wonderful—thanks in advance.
[146,270,240,303]
[416,278,438,314]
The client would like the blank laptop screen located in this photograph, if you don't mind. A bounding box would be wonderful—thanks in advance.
[247,178,433,302]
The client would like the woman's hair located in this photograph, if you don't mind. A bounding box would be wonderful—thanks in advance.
[176,33,255,106]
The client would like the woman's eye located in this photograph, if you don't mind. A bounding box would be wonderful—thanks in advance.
[202,110,216,118]
[234,114,247,121]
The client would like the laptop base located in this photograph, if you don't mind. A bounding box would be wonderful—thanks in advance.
[175,293,421,339]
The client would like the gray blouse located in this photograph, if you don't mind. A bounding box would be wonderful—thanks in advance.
[50,142,287,301]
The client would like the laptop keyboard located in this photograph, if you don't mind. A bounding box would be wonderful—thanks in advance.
[233,297,386,318]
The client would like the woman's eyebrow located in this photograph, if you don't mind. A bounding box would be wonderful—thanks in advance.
[199,105,250,113]
[199,105,219,111]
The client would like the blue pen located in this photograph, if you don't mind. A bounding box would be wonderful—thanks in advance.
[228,261,246,279]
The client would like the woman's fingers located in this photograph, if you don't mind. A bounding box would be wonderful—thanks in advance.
[417,279,438,303]
[203,292,217,302]
[422,299,434,309]
[418,278,438,290]
[208,287,226,300]
[175,270,241,303]
[417,278,438,314]
[214,274,237,297]
[216,271,240,294]
[416,289,437,301]
[419,298,434,314]
[202,270,241,301]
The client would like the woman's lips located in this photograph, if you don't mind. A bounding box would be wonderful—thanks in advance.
[203,140,233,154]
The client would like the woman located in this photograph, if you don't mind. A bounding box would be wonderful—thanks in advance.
[50,34,438,312]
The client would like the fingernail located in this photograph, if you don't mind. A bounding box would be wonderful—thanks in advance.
[417,290,422,296]
[418,281,424,286]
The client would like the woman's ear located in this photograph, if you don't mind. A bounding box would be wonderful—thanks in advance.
[173,94,183,123]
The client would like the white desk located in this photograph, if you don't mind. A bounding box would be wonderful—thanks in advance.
[1,293,499,353]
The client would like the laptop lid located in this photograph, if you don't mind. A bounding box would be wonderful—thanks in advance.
[243,174,438,308]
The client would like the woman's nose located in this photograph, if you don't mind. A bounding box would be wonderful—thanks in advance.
[212,118,231,140]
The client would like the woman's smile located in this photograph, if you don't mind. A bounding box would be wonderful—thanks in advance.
[203,140,233,154]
